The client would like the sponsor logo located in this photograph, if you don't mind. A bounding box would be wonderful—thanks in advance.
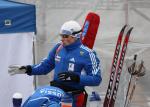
[82,21,89,37]
[40,88,63,98]
[69,58,75,62]
[55,55,61,62]
[80,51,84,56]
[68,63,74,71]
[4,19,12,26]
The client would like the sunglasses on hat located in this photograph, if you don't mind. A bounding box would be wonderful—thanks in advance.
[60,34,70,38]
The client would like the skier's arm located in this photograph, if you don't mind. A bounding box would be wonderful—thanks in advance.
[79,51,102,86]
[26,43,61,75]
[8,43,61,76]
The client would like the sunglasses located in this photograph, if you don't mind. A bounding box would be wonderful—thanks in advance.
[60,34,70,38]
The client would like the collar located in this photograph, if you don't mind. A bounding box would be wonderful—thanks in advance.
[64,39,81,51]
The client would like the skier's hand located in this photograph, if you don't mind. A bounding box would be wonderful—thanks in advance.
[58,72,80,83]
[8,65,27,76]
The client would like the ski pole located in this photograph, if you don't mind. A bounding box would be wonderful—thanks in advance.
[126,60,145,107]
[124,54,137,107]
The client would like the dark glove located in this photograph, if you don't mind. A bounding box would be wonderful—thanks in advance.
[24,65,32,75]
[58,72,80,83]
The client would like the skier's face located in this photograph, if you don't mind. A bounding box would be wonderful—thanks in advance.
[61,35,76,46]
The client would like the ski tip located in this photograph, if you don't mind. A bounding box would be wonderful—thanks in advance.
[129,27,134,32]
[127,27,134,35]
[121,25,128,32]
[123,24,128,28]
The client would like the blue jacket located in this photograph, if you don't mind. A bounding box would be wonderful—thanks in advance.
[30,39,102,89]
[22,86,65,107]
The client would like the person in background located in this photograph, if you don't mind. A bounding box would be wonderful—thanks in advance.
[8,20,102,107]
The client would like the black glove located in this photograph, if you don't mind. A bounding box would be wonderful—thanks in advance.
[58,72,80,83]
[20,65,32,75]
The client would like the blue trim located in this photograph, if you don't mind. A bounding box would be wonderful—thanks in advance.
[82,21,89,37]
[0,0,36,34]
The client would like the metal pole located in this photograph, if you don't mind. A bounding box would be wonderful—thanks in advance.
[33,35,38,89]
[32,0,38,90]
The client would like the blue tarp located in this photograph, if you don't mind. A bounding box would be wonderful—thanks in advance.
[0,0,36,33]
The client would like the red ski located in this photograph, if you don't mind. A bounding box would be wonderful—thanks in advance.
[103,25,127,107]
[81,12,100,49]
[109,27,133,107]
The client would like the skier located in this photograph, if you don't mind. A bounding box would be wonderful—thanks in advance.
[22,86,65,107]
[8,20,102,107]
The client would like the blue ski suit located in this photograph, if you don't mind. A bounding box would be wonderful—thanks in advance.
[22,86,65,107]
[28,39,102,106]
